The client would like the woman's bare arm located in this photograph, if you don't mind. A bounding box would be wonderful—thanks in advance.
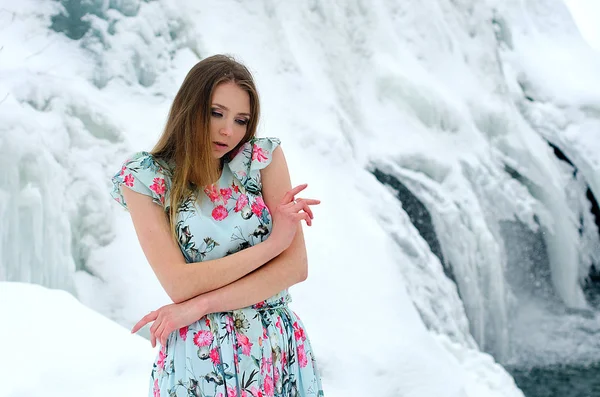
[122,144,316,305]
[182,145,316,313]
[122,184,287,304]
[131,146,319,344]
[201,224,308,314]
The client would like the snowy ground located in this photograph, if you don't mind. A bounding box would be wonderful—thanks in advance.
[1,282,155,397]
[1,282,522,397]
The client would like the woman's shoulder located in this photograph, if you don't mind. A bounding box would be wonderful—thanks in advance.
[228,136,281,169]
[122,151,173,176]
[249,136,281,164]
[110,151,173,210]
[226,136,281,195]
[249,136,281,147]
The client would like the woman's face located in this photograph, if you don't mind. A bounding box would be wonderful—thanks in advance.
[209,81,251,159]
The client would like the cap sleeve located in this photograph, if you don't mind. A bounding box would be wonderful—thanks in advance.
[110,151,172,211]
[227,137,281,195]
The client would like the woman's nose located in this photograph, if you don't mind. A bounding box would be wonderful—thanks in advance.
[220,121,233,136]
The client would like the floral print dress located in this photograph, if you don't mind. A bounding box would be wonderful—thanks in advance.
[110,137,324,397]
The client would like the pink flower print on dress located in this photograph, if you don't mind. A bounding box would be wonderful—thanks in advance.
[251,196,266,218]
[235,194,249,212]
[193,330,214,347]
[212,205,228,221]
[236,332,253,356]
[124,173,134,187]
[220,187,232,202]
[150,177,166,196]
[204,184,220,202]
[209,347,220,365]
[231,181,240,194]
[225,315,234,333]
[255,196,266,209]
[157,347,167,370]
[293,321,306,342]
[153,379,160,397]
[261,356,272,375]
[252,144,269,163]
[275,317,283,335]
[216,393,224,397]
[249,386,263,397]
[297,344,308,368]
[263,374,275,397]
[179,326,188,341]
[227,387,237,397]
[274,367,280,385]
[119,165,126,176]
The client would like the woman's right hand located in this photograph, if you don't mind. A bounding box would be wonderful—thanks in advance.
[267,183,320,252]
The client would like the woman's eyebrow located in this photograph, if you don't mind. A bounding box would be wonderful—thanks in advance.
[212,103,251,117]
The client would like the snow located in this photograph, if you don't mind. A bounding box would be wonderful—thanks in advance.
[1,281,521,397]
[1,0,600,396]
[0,282,154,397]
[564,0,600,51]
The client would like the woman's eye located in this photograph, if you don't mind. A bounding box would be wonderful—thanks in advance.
[236,119,249,126]
[211,110,223,118]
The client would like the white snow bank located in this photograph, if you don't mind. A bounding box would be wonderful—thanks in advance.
[0,282,155,397]
[0,282,524,397]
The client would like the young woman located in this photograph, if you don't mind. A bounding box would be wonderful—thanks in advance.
[110,54,324,397]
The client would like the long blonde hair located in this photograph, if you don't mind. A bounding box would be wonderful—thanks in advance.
[150,54,260,241]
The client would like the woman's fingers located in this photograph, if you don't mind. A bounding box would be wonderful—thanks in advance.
[149,315,161,336]
[131,319,147,334]
[163,326,175,347]
[132,309,174,348]
[281,184,308,205]
[280,198,321,227]
[295,199,317,219]
[286,198,320,209]
[293,198,321,207]
[295,212,311,226]
[150,323,158,348]
[159,327,169,347]
[156,322,170,348]
[161,331,168,348]
[289,198,320,218]
[131,311,158,334]
[294,212,312,226]
[305,213,312,226]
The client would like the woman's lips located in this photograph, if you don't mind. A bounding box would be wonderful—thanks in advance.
[213,142,228,151]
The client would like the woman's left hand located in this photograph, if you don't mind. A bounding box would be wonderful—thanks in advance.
[131,299,205,348]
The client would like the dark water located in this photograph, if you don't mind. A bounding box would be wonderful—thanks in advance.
[508,362,600,397]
